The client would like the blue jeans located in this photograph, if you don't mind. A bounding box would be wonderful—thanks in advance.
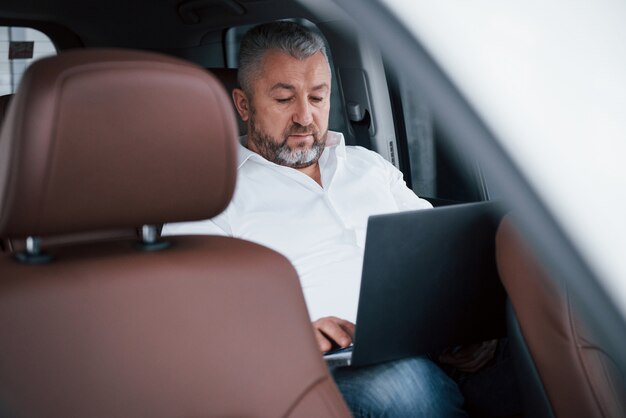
[331,356,467,418]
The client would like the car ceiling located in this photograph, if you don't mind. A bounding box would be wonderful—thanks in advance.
[0,0,340,51]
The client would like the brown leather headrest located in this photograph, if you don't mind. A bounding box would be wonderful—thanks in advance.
[0,49,238,239]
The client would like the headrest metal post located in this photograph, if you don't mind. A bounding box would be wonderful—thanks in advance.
[15,236,53,264]
[141,225,158,244]
[26,236,41,255]
[136,224,170,251]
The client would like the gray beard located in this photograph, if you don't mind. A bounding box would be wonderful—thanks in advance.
[247,114,327,169]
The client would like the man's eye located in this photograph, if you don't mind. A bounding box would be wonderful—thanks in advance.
[276,98,292,104]
[310,97,324,103]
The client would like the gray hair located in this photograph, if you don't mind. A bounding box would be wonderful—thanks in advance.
[238,21,329,96]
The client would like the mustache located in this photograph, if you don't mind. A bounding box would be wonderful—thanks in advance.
[284,123,320,138]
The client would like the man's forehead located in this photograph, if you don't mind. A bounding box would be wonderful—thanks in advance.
[269,82,329,92]
[257,50,331,88]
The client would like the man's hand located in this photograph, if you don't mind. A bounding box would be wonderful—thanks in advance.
[312,316,355,353]
[438,339,498,373]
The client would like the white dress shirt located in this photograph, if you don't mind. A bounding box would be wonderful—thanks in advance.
[163,131,432,323]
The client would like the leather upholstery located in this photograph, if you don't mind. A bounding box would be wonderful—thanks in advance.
[0,90,136,252]
[2,228,139,253]
[0,49,238,238]
[496,216,626,418]
[0,49,350,417]
[0,236,349,417]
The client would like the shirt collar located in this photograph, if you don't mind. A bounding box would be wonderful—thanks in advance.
[237,130,346,169]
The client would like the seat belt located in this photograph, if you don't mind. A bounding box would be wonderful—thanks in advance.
[346,101,372,150]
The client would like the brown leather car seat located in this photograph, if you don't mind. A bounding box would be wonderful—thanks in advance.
[0,92,137,253]
[496,215,626,418]
[0,49,350,418]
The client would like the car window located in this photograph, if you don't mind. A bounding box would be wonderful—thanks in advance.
[0,26,56,95]
[388,69,485,203]
[224,19,347,135]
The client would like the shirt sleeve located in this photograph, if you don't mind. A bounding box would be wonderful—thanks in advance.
[385,157,433,211]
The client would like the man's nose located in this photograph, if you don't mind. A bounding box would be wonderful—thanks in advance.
[293,98,313,126]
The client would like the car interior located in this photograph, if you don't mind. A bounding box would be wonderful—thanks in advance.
[0,0,624,417]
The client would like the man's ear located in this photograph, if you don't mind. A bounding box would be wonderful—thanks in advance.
[232,88,250,122]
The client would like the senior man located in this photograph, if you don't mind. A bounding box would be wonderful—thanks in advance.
[163,21,467,417]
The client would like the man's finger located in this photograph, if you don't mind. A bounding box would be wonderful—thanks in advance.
[318,316,356,338]
[313,317,353,349]
[313,328,333,352]
[337,318,356,338]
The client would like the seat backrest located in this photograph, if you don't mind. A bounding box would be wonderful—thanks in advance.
[496,216,626,418]
[0,49,350,418]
